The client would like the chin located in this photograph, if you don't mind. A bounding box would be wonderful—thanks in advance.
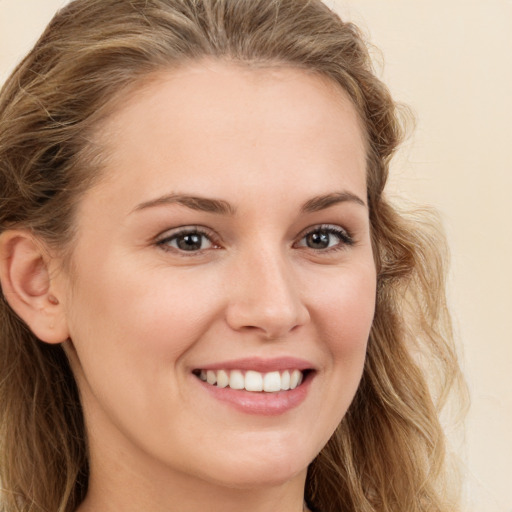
[191,437,313,490]
[207,460,308,490]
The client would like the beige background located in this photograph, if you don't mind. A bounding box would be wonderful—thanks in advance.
[1,1,511,511]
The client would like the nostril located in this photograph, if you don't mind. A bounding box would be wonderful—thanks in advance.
[225,302,310,339]
[223,260,311,337]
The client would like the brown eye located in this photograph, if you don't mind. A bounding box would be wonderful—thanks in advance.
[296,225,354,251]
[305,231,331,249]
[158,230,214,252]
[175,233,205,251]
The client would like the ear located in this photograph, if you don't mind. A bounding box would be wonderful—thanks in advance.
[0,230,69,344]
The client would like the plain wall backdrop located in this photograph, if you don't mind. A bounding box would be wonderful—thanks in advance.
[1,1,511,511]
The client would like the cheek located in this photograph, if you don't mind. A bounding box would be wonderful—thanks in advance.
[62,260,228,448]
[294,260,375,451]
[312,260,376,371]
[65,259,225,370]
[319,260,375,330]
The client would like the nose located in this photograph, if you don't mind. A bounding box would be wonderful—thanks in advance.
[225,249,310,339]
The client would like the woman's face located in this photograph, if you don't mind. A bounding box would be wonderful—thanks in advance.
[56,62,376,491]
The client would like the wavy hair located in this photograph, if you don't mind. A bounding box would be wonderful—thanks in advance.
[0,1,465,511]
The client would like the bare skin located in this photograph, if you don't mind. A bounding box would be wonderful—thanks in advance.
[2,61,375,512]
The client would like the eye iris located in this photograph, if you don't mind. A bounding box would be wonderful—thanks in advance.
[177,233,203,251]
[306,231,331,249]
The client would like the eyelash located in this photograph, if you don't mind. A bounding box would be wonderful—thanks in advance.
[155,224,354,255]
[295,224,354,252]
[156,226,219,254]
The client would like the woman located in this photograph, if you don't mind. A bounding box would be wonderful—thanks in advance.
[0,1,465,511]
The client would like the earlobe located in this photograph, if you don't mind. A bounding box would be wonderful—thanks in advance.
[0,230,69,344]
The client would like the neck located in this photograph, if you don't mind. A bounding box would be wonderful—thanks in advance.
[78,475,308,512]
[77,433,308,512]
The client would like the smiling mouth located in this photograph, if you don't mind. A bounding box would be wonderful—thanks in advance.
[193,369,310,393]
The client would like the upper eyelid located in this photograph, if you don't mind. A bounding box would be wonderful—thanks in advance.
[155,225,216,241]
[296,223,353,239]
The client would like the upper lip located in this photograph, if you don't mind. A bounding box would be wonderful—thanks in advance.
[193,357,314,373]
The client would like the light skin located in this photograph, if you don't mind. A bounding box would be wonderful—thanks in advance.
[0,62,376,512]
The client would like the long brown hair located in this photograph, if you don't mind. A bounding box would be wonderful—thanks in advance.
[0,1,465,511]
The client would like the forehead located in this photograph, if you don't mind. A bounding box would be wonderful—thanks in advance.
[88,61,367,207]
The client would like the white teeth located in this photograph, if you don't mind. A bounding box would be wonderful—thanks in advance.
[197,369,306,392]
[229,370,245,390]
[263,371,281,392]
[290,369,302,390]
[245,371,263,391]
[206,370,217,385]
[281,370,291,390]
[216,369,229,388]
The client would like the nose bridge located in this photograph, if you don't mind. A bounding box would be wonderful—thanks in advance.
[226,243,309,338]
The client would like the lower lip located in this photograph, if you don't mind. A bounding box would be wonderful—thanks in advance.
[195,373,313,416]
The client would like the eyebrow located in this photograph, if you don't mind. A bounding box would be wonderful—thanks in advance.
[133,194,236,215]
[301,191,367,212]
[133,190,366,216]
